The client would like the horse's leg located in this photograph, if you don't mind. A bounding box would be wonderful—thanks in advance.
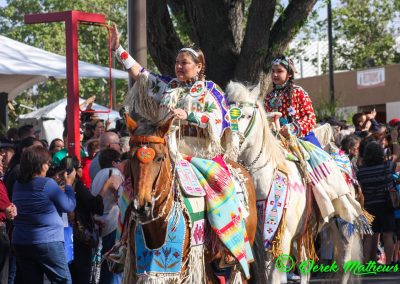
[330,222,363,284]
[250,212,268,284]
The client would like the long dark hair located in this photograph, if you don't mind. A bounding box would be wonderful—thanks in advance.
[6,137,41,171]
[17,146,51,183]
[362,141,384,166]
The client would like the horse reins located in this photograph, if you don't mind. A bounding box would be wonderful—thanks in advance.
[230,101,265,171]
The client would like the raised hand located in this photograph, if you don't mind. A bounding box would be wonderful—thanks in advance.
[111,23,121,51]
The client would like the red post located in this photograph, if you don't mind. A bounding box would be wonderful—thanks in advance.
[24,11,106,160]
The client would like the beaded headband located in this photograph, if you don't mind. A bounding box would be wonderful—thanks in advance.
[272,57,298,73]
[179,48,199,58]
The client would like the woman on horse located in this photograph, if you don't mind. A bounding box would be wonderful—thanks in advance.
[264,55,321,147]
[110,24,230,159]
[110,24,254,280]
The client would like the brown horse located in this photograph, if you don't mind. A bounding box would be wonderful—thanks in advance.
[124,115,257,283]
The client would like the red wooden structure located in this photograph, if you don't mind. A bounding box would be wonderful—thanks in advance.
[24,11,107,160]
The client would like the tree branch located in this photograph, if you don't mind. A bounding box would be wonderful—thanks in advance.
[147,0,183,76]
[234,0,276,84]
[264,0,318,72]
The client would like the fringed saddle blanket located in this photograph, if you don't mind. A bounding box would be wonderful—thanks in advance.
[327,143,359,186]
[134,202,186,279]
[184,156,254,279]
[256,170,289,250]
[296,139,371,233]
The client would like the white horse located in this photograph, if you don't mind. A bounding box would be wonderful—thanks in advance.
[225,82,366,284]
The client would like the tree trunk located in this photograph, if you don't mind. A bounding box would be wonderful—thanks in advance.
[234,0,276,85]
[147,0,183,77]
[146,0,317,88]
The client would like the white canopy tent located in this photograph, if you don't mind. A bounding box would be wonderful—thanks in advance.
[18,98,121,144]
[0,34,129,100]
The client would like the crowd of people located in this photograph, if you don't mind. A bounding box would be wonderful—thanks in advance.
[1,23,400,284]
[327,114,400,266]
[0,114,128,284]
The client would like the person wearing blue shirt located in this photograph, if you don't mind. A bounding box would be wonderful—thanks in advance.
[12,145,76,284]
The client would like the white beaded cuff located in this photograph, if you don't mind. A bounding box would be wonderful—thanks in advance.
[115,45,137,70]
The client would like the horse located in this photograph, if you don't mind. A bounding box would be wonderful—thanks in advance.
[122,115,258,283]
[225,81,366,284]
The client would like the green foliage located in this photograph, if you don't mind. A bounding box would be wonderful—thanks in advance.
[0,0,128,115]
[170,8,192,46]
[314,96,342,122]
[291,0,400,74]
[332,0,400,70]
[287,1,325,62]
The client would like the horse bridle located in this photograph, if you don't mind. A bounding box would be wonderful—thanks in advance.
[129,135,173,224]
[229,101,264,171]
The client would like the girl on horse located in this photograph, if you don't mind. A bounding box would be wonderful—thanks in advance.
[263,55,372,233]
[264,55,321,147]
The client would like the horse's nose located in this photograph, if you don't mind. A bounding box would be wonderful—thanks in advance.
[133,199,153,219]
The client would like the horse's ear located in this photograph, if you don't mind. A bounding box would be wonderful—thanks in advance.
[158,116,175,137]
[124,113,138,133]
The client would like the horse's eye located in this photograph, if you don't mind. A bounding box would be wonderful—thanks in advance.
[155,156,164,162]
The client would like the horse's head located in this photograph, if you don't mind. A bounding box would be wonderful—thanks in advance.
[225,81,287,172]
[225,81,261,150]
[125,114,174,223]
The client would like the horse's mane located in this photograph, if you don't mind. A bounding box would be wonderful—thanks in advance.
[226,81,287,171]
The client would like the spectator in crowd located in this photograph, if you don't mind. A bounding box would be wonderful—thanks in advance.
[356,137,400,264]
[56,156,104,284]
[92,120,106,139]
[340,134,361,170]
[4,137,43,200]
[81,138,100,189]
[89,131,121,181]
[12,146,76,284]
[17,125,36,141]
[389,118,400,129]
[0,153,17,284]
[380,134,392,160]
[352,110,379,137]
[91,149,124,284]
[119,136,130,153]
[52,128,86,167]
[6,128,19,142]
[2,137,43,284]
[0,140,15,175]
[49,138,65,157]
[40,139,49,149]
[82,123,95,145]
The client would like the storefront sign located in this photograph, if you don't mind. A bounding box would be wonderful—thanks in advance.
[357,68,385,89]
